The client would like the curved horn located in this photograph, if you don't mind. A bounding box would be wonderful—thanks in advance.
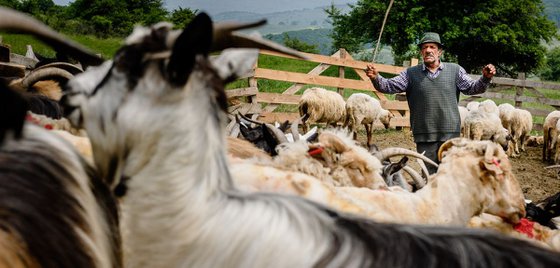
[545,165,560,169]
[22,67,74,88]
[34,62,83,75]
[0,7,103,67]
[437,137,468,161]
[290,117,302,142]
[212,21,306,59]
[265,123,288,144]
[402,166,426,189]
[374,148,438,167]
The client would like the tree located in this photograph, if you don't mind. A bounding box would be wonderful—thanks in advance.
[327,0,559,76]
[282,33,319,54]
[168,7,197,29]
[540,46,560,82]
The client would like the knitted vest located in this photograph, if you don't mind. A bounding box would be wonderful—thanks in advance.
[406,63,461,142]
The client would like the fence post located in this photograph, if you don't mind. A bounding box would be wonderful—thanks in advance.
[337,48,346,96]
[248,61,258,104]
[515,72,525,108]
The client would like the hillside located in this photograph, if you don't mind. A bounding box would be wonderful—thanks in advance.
[211,5,352,35]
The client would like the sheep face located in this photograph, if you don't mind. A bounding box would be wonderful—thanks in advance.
[61,14,258,189]
[440,139,525,224]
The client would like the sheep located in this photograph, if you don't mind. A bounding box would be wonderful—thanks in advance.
[0,81,121,268]
[509,108,533,156]
[57,11,560,268]
[458,105,468,135]
[299,87,346,133]
[466,100,480,111]
[478,99,499,115]
[463,109,512,151]
[542,110,560,163]
[469,213,560,252]
[344,92,393,146]
[498,103,516,131]
[527,135,544,147]
[235,137,527,226]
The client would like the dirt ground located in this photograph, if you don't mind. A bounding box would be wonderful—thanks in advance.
[363,129,560,202]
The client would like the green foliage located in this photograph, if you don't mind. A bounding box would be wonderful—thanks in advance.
[169,7,198,29]
[328,0,559,76]
[280,33,319,54]
[540,47,560,81]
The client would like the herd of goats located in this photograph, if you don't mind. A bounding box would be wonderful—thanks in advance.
[3,6,560,268]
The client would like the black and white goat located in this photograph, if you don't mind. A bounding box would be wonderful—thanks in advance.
[0,81,121,267]
[15,8,556,267]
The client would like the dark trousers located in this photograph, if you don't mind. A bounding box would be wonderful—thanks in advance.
[416,141,445,175]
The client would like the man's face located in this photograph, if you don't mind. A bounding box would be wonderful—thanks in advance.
[420,43,442,65]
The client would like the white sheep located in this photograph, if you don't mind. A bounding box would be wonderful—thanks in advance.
[458,105,468,135]
[478,99,499,115]
[466,100,480,111]
[498,103,516,132]
[543,110,560,163]
[344,93,393,146]
[463,109,512,151]
[59,11,560,268]
[509,108,533,156]
[299,87,346,133]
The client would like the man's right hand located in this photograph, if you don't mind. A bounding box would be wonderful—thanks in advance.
[365,64,378,79]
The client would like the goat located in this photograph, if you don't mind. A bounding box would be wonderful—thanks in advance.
[299,87,346,133]
[344,93,393,147]
[0,80,121,268]
[56,11,560,268]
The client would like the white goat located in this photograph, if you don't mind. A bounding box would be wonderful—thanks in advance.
[59,12,560,268]
[498,103,532,157]
[344,93,393,146]
[299,87,346,133]
[542,110,560,163]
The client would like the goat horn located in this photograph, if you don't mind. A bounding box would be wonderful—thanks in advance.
[212,21,307,59]
[402,166,426,189]
[0,7,104,67]
[545,165,560,169]
[22,67,74,88]
[34,62,84,75]
[437,137,467,161]
[415,158,431,184]
[290,117,302,142]
[374,148,438,167]
[265,123,288,144]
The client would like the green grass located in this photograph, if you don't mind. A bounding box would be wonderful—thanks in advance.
[1,33,122,60]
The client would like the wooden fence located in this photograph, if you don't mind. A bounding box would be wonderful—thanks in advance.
[226,48,560,133]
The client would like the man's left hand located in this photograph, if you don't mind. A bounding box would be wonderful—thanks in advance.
[482,64,496,79]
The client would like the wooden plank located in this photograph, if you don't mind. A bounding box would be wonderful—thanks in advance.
[263,51,341,113]
[258,112,300,123]
[468,75,560,90]
[260,50,405,74]
[381,100,409,110]
[226,87,258,98]
[254,68,373,91]
[0,61,25,77]
[389,117,410,128]
[479,92,560,107]
[256,92,301,105]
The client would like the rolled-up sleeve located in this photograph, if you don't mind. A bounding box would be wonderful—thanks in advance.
[456,67,491,95]
[371,70,408,94]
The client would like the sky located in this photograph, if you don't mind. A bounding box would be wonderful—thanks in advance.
[52,0,358,15]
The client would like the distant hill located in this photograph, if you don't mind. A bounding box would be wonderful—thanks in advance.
[543,0,560,26]
[265,28,334,55]
[211,5,352,35]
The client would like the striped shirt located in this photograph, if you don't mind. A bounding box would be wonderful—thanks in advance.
[372,62,491,95]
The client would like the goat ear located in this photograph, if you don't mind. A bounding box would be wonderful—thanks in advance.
[212,49,259,83]
[167,12,213,85]
[481,143,504,176]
